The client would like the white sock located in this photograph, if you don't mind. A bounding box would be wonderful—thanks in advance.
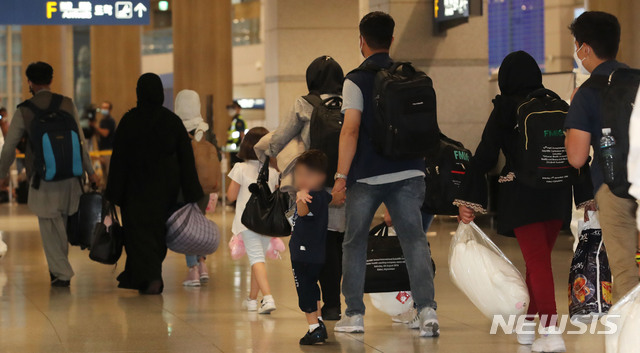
[317,316,323,322]
[263,294,273,302]
[309,323,320,332]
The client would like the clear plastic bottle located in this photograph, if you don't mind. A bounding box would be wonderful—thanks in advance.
[600,128,616,184]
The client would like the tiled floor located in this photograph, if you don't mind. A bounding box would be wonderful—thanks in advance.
[0,203,606,352]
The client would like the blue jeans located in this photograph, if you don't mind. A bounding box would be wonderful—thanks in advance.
[185,255,205,268]
[422,211,434,234]
[342,177,436,316]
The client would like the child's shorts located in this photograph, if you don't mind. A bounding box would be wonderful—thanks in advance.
[241,229,271,266]
[292,261,324,313]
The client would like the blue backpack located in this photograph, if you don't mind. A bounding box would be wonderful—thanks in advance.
[19,94,84,186]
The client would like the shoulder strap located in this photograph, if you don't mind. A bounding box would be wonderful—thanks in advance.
[17,99,44,116]
[257,156,270,183]
[525,88,561,101]
[49,94,64,111]
[302,94,323,108]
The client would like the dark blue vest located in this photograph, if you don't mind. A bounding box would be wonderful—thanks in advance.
[346,53,425,184]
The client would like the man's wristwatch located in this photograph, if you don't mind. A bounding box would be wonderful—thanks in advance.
[334,173,348,181]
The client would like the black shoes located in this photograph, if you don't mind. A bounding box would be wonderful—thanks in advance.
[319,320,329,339]
[299,325,327,345]
[50,272,70,288]
[321,306,341,321]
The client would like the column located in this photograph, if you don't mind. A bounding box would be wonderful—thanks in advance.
[361,0,491,148]
[90,26,142,121]
[263,0,361,129]
[172,0,233,143]
[21,26,74,99]
[589,0,640,68]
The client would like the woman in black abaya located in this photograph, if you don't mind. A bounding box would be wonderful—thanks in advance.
[106,73,203,294]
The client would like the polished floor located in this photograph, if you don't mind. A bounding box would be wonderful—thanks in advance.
[0,203,607,353]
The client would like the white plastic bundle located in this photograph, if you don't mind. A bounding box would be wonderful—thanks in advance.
[369,291,414,316]
[0,232,7,258]
[449,222,529,319]
[605,283,640,353]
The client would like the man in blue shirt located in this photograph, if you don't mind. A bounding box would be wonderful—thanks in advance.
[332,12,438,337]
[565,11,637,302]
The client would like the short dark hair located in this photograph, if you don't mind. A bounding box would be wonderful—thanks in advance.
[359,11,395,50]
[26,62,54,85]
[0,107,6,114]
[237,127,269,161]
[296,149,328,175]
[569,11,621,60]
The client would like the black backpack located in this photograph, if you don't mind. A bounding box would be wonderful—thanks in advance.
[357,62,440,159]
[514,88,576,189]
[19,94,84,185]
[423,134,472,215]
[303,94,343,187]
[596,69,640,199]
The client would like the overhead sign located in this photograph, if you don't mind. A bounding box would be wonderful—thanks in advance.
[434,0,469,23]
[0,1,150,25]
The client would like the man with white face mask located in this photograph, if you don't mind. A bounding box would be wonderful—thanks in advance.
[225,100,246,165]
[564,11,636,303]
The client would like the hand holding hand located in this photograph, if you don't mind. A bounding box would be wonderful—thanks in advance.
[296,190,312,204]
[458,205,475,224]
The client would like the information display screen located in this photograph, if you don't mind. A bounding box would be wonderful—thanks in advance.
[0,0,150,25]
[434,0,470,23]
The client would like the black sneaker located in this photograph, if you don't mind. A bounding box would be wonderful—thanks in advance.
[299,326,326,345]
[51,278,70,287]
[321,306,341,321]
[319,320,329,339]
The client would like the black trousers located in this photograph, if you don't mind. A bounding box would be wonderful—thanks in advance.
[292,261,324,313]
[319,230,344,310]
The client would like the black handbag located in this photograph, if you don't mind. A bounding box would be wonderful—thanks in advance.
[89,204,124,265]
[68,181,103,249]
[241,157,292,237]
[364,223,411,293]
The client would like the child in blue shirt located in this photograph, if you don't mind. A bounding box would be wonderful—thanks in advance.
[291,150,345,345]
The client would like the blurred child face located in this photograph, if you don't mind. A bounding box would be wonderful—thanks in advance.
[294,164,327,191]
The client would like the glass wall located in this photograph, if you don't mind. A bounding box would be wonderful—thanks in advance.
[0,26,22,115]
[232,0,261,46]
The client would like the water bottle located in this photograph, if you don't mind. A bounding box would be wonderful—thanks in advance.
[600,128,616,184]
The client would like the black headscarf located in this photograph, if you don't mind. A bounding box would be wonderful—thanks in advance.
[306,56,344,95]
[498,51,543,96]
[136,73,165,109]
[494,51,544,126]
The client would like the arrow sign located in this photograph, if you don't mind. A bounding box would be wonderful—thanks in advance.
[134,3,147,18]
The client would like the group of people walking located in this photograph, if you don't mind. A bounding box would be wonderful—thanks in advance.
[0,9,638,353]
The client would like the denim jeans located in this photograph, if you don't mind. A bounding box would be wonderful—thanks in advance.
[185,255,205,268]
[342,177,436,316]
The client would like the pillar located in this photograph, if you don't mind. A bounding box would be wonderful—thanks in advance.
[589,0,640,68]
[361,0,491,148]
[263,0,361,129]
[90,26,142,121]
[172,0,233,144]
[21,26,74,100]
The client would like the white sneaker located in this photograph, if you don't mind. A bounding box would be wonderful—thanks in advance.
[418,307,440,338]
[531,326,566,352]
[243,298,258,312]
[406,311,421,330]
[334,314,364,333]
[182,267,201,287]
[516,319,536,345]
[392,308,417,324]
[258,298,276,314]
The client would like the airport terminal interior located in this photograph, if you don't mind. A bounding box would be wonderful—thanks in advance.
[1,0,640,352]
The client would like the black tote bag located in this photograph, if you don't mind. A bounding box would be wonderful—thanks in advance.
[89,204,124,265]
[241,157,292,237]
[364,223,411,293]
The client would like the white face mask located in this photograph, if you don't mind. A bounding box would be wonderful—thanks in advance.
[574,44,590,75]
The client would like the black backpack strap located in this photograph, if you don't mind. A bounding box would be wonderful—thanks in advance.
[302,94,323,108]
[526,88,561,100]
[17,99,44,116]
[48,94,64,111]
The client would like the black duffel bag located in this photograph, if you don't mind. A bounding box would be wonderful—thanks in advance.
[364,223,411,293]
[241,157,291,237]
[89,204,124,265]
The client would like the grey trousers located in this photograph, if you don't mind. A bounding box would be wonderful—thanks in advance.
[38,215,74,281]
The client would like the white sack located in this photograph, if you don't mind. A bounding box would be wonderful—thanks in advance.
[606,283,640,353]
[369,291,414,316]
